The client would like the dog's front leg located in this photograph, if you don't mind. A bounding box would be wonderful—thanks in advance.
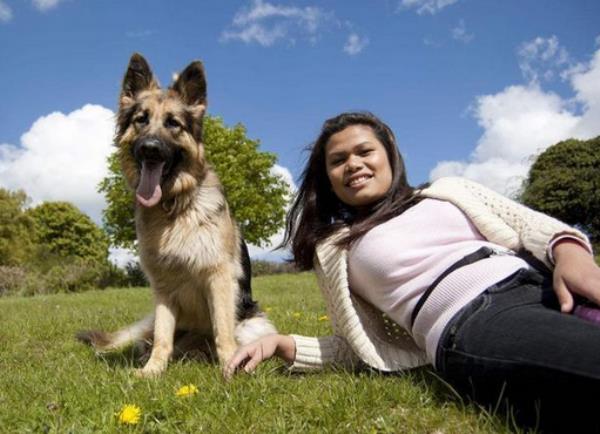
[135,295,177,378]
[206,267,238,365]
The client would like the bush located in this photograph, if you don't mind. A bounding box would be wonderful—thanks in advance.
[251,260,297,276]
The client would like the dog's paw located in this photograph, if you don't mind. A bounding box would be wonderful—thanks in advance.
[216,345,237,366]
[134,360,167,378]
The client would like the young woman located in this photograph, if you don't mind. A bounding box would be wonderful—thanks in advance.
[225,112,600,429]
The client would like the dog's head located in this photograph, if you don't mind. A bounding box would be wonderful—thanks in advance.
[115,53,208,208]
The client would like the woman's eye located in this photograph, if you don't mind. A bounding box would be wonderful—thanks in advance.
[360,149,372,156]
[165,118,181,129]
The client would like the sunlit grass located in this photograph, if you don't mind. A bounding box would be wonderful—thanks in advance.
[0,273,522,433]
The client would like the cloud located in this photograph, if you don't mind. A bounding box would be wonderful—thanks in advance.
[517,35,570,83]
[32,0,64,11]
[0,104,115,224]
[430,44,600,197]
[451,19,473,43]
[343,33,369,55]
[399,0,459,15]
[221,0,331,47]
[0,0,12,22]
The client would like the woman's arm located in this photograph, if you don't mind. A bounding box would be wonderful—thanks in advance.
[552,239,600,312]
[224,333,360,379]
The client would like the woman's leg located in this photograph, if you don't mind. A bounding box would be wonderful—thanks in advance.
[436,269,600,432]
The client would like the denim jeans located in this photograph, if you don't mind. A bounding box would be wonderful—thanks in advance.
[436,268,600,432]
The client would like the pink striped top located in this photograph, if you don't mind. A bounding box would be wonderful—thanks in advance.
[348,198,529,365]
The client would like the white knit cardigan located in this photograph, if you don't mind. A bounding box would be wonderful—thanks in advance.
[290,177,591,372]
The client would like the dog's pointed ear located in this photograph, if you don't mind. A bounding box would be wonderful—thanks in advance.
[171,61,207,112]
[120,53,158,107]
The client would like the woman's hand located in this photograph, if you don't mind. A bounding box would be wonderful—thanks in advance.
[223,334,296,380]
[552,239,600,313]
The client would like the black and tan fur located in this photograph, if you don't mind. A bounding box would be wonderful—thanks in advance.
[77,53,275,377]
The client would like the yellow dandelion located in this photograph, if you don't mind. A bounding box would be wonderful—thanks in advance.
[318,315,329,322]
[117,404,141,425]
[265,307,273,313]
[292,312,301,318]
[176,384,199,397]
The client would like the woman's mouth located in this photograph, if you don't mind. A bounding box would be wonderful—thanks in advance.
[346,174,372,188]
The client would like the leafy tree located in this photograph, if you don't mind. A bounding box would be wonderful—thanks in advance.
[99,115,290,249]
[0,189,36,266]
[520,136,600,250]
[27,202,110,264]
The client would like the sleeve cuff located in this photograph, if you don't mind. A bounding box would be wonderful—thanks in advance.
[547,234,594,264]
[289,335,355,371]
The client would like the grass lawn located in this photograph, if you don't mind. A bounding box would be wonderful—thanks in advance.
[0,273,523,433]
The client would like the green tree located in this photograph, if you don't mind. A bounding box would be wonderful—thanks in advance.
[27,202,110,264]
[0,189,36,266]
[520,136,600,250]
[99,116,290,249]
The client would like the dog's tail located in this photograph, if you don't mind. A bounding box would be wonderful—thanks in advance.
[234,313,277,346]
[76,314,154,351]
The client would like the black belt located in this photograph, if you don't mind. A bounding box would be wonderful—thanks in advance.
[410,246,496,328]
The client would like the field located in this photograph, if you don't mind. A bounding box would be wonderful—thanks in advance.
[0,273,522,433]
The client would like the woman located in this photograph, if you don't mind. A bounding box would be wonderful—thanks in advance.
[225,112,600,429]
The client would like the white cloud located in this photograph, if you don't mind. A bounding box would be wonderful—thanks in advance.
[517,35,569,83]
[430,45,600,197]
[32,0,63,11]
[451,19,473,43]
[343,33,369,55]
[221,0,331,47]
[0,0,12,22]
[0,104,115,224]
[399,0,458,15]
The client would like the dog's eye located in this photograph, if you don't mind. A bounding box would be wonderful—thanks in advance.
[134,114,149,126]
[165,117,181,129]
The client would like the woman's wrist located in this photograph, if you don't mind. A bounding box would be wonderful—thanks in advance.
[274,334,296,364]
[553,238,592,264]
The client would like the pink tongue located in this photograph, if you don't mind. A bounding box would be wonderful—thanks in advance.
[136,161,165,208]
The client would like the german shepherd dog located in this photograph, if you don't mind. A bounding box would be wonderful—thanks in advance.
[77,53,276,377]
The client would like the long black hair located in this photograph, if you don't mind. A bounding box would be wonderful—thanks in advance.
[282,111,424,270]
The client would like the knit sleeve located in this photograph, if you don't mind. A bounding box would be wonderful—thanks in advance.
[289,334,362,371]
[435,177,592,267]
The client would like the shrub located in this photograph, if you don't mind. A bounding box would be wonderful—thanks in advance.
[251,260,297,276]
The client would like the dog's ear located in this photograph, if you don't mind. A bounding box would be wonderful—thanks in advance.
[120,53,158,107]
[171,61,207,113]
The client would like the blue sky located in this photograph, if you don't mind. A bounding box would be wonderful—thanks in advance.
[1,0,599,260]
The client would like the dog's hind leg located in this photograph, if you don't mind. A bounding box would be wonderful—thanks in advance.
[135,295,177,378]
[76,314,155,351]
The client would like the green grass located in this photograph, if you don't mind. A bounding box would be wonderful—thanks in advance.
[0,273,524,433]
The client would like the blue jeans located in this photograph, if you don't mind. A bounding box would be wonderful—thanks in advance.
[436,268,600,432]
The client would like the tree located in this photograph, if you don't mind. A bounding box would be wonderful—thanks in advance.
[27,202,110,264]
[0,189,36,266]
[99,116,290,249]
[520,136,600,250]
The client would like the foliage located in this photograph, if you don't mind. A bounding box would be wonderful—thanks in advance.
[0,273,516,433]
[251,259,297,276]
[0,188,36,266]
[27,201,110,264]
[520,136,600,250]
[99,115,290,249]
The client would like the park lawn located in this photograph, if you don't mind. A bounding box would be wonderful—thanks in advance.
[0,273,521,433]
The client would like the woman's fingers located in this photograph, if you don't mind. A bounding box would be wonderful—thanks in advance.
[224,347,253,380]
[554,275,575,313]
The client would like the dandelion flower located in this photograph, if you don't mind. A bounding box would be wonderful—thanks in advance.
[117,404,141,425]
[318,315,329,321]
[176,384,199,397]
[265,307,273,313]
[292,312,301,318]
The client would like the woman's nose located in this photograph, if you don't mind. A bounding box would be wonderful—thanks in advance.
[345,155,362,172]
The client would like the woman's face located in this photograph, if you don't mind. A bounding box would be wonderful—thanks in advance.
[325,124,393,208]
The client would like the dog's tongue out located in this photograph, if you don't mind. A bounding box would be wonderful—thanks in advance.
[136,161,165,207]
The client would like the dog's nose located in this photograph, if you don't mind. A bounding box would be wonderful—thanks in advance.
[135,137,167,162]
